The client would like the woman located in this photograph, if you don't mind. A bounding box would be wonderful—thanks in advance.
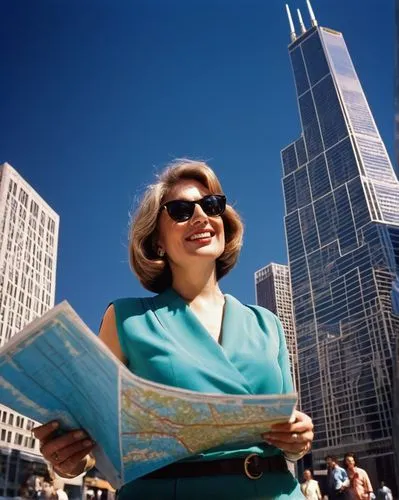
[344,453,373,499]
[300,469,322,500]
[33,160,313,499]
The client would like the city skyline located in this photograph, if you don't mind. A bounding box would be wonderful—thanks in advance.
[0,1,394,331]
[282,3,399,490]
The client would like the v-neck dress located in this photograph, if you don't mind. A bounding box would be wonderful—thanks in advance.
[112,288,303,499]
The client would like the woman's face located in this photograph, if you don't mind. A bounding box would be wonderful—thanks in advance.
[157,179,225,270]
[345,456,355,469]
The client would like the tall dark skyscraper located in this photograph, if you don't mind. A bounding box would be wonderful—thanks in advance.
[282,1,399,489]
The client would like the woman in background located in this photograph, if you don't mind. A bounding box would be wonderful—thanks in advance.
[301,469,322,499]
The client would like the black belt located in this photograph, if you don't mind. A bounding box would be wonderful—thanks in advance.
[142,454,288,480]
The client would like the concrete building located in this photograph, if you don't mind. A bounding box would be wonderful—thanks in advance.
[0,162,60,497]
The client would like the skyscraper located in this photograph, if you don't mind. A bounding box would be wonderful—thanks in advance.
[255,263,299,393]
[0,163,59,496]
[282,2,399,489]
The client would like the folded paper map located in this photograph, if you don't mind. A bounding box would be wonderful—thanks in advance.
[0,301,297,488]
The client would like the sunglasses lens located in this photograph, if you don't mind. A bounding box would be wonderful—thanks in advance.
[164,195,226,222]
[202,195,226,216]
[166,201,194,222]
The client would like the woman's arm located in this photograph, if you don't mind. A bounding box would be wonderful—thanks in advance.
[98,304,128,364]
[275,315,295,394]
[262,315,314,460]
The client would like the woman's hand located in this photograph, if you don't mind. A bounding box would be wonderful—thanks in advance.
[262,410,314,456]
[32,421,95,478]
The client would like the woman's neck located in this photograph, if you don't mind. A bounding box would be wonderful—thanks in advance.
[171,263,223,302]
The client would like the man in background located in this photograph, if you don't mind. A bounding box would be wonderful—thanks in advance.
[325,456,350,499]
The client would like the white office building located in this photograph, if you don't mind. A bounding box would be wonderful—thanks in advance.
[0,162,59,497]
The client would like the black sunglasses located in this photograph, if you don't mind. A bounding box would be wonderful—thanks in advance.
[161,194,226,222]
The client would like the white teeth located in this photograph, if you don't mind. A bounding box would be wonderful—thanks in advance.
[189,232,211,241]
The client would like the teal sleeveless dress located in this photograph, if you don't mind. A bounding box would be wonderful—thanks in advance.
[112,288,304,499]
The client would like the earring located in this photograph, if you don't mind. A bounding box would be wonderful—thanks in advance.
[158,248,165,257]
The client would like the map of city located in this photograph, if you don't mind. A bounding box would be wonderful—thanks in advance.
[0,301,297,488]
[121,378,296,481]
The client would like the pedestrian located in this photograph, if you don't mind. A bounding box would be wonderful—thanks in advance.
[377,482,393,500]
[325,455,351,499]
[300,469,322,499]
[343,452,373,499]
[32,159,315,499]
[36,475,58,500]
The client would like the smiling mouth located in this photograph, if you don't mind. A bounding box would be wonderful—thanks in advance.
[187,231,213,241]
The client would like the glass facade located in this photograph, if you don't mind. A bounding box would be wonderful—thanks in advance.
[282,26,399,489]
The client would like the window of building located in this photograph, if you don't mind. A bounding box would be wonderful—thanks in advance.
[30,200,39,217]
[26,419,34,431]
[47,218,55,234]
[18,188,28,208]
[14,433,23,445]
[8,413,14,425]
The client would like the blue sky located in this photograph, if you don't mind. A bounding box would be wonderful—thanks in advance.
[0,0,394,331]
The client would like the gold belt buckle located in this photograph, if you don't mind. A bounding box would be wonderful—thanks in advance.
[244,453,263,480]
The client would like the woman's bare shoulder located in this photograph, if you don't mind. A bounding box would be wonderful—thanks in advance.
[98,304,127,364]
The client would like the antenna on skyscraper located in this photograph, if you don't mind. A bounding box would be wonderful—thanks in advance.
[297,9,306,34]
[285,4,297,42]
[306,0,318,27]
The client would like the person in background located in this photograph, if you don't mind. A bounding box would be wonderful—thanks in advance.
[23,465,42,498]
[343,452,373,499]
[37,476,58,500]
[377,482,393,500]
[32,160,314,499]
[325,455,350,499]
[300,469,322,499]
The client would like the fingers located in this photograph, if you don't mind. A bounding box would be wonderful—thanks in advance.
[263,431,314,453]
[261,410,314,454]
[32,421,60,443]
[32,421,95,476]
[40,431,94,464]
[270,410,313,433]
[55,449,94,476]
[263,430,313,445]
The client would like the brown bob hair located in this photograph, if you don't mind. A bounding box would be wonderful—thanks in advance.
[129,159,244,293]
